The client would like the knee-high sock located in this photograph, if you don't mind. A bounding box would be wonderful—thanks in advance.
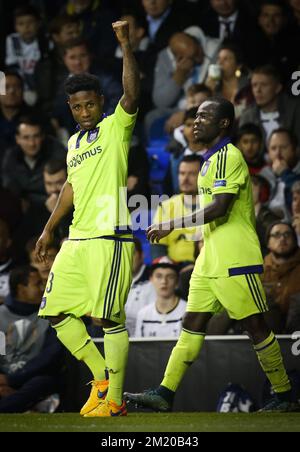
[254,331,291,394]
[161,328,205,392]
[53,316,106,381]
[103,325,129,406]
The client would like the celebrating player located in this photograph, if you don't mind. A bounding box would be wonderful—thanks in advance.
[125,97,297,412]
[35,21,140,417]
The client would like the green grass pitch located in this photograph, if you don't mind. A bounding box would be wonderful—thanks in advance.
[0,412,300,432]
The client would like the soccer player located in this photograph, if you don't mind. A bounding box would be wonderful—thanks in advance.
[35,21,140,417]
[125,97,297,412]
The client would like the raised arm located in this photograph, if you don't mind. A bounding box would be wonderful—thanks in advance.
[112,21,140,114]
[147,193,235,243]
[35,181,74,261]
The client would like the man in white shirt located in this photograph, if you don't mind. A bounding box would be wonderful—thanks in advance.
[134,256,186,338]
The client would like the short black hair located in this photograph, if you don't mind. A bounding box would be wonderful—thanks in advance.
[62,37,89,56]
[13,5,41,21]
[16,115,44,134]
[236,123,263,142]
[64,73,101,97]
[44,159,67,175]
[49,13,80,35]
[269,127,298,149]
[187,83,212,97]
[180,154,203,166]
[183,107,198,122]
[219,42,243,65]
[259,0,287,13]
[252,65,282,84]
[210,96,235,130]
[9,265,38,298]
[4,69,24,89]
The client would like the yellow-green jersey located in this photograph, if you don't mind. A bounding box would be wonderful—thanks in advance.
[196,138,263,277]
[67,102,137,239]
[154,194,201,262]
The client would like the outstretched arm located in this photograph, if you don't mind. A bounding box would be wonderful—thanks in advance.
[35,181,74,261]
[147,193,235,243]
[112,21,140,114]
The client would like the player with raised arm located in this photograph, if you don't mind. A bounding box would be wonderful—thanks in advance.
[125,97,298,413]
[35,21,140,417]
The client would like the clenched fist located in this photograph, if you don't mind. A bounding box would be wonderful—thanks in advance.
[112,21,130,46]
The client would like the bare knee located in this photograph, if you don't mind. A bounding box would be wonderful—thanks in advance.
[46,314,68,326]
[182,312,212,333]
[241,313,271,345]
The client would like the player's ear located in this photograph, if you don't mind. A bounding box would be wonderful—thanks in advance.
[220,118,230,130]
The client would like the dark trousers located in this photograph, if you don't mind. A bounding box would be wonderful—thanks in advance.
[0,375,60,413]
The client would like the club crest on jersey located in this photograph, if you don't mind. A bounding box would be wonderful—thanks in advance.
[201,161,211,176]
[87,127,99,143]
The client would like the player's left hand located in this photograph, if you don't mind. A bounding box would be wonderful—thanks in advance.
[112,21,130,45]
[147,223,172,243]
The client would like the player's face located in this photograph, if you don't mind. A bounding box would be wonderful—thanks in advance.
[16,124,44,158]
[268,132,297,168]
[68,91,104,130]
[44,169,67,196]
[151,268,178,298]
[268,224,297,257]
[194,101,221,144]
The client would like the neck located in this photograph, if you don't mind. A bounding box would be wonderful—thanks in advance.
[156,295,178,314]
[1,104,20,120]
[189,141,206,152]
[260,98,278,113]
[206,134,225,150]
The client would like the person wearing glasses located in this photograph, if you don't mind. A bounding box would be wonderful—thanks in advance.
[263,221,300,332]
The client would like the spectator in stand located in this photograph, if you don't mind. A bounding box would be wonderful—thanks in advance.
[291,181,300,246]
[239,65,300,145]
[245,0,300,82]
[263,222,300,332]
[127,137,150,208]
[251,174,281,255]
[235,123,266,175]
[2,115,66,208]
[134,257,186,338]
[52,38,122,135]
[125,238,156,336]
[197,0,256,66]
[26,237,60,291]
[164,108,206,196]
[260,128,300,220]
[0,219,16,304]
[152,155,202,266]
[62,0,117,60]
[288,0,300,27]
[164,83,213,136]
[0,71,36,152]
[35,13,82,115]
[0,266,64,413]
[5,5,51,106]
[205,43,253,120]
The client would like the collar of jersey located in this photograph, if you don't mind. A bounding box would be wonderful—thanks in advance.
[202,137,232,162]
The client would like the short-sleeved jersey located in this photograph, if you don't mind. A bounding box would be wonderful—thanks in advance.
[154,194,201,263]
[195,138,263,277]
[67,102,137,239]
